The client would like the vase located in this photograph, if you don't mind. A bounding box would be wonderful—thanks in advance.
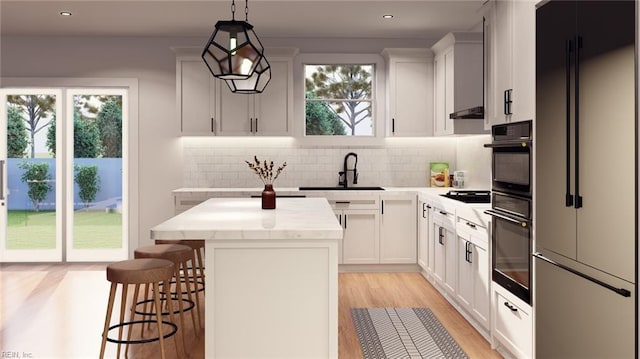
[262,184,276,209]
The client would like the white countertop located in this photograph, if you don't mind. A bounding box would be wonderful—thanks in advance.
[151,197,343,241]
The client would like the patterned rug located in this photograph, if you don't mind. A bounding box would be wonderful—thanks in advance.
[351,308,468,359]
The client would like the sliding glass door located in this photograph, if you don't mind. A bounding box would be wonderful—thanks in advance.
[66,89,128,261]
[0,88,128,262]
[0,89,63,262]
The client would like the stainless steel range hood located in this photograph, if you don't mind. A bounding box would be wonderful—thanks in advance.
[449,106,484,119]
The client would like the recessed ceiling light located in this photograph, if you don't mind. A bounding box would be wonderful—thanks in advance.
[60,11,73,16]
[382,14,394,19]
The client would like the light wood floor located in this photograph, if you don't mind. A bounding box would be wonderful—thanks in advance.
[0,264,501,358]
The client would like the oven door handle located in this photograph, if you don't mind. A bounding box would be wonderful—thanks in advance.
[485,210,529,227]
[483,141,531,149]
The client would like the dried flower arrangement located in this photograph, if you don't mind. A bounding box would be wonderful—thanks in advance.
[245,156,287,185]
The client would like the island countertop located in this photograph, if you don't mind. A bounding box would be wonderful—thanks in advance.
[150,197,343,241]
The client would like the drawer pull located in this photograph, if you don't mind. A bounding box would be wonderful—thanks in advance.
[439,210,447,215]
[335,201,351,204]
[466,221,476,229]
[504,301,518,312]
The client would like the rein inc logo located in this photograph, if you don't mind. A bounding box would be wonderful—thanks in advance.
[1,352,33,358]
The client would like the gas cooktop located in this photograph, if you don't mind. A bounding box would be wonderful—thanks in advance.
[440,190,491,204]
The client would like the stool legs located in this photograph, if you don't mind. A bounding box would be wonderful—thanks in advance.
[100,282,118,359]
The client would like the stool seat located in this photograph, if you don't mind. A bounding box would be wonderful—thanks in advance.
[135,244,192,263]
[107,258,174,284]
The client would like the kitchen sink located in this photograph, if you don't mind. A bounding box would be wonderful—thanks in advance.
[298,186,385,191]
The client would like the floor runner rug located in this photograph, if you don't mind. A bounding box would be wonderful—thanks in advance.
[351,307,468,359]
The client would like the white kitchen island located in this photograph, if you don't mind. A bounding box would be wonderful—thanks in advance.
[150,197,342,359]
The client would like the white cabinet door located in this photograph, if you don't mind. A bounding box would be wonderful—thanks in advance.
[219,89,252,135]
[456,236,490,329]
[379,196,417,264]
[178,58,218,135]
[253,59,292,135]
[382,49,434,137]
[417,200,430,271]
[433,54,447,136]
[432,209,456,294]
[218,57,292,136]
[342,209,379,264]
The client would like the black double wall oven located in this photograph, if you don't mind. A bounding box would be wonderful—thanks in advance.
[484,120,532,304]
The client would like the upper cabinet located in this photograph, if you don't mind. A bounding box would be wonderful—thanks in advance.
[431,32,486,136]
[177,57,219,135]
[219,55,294,136]
[382,48,434,137]
[175,47,296,136]
[484,0,536,129]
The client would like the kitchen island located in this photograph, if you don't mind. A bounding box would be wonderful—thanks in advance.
[150,197,342,359]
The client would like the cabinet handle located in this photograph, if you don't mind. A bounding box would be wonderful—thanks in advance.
[392,118,395,134]
[465,241,472,263]
[504,301,518,312]
[381,200,384,215]
[338,214,342,226]
[211,117,216,134]
[344,214,348,229]
[335,201,351,204]
[426,205,432,209]
[255,118,258,133]
[503,89,513,115]
[438,227,444,245]
[465,221,476,229]
[439,210,447,215]
[250,118,254,133]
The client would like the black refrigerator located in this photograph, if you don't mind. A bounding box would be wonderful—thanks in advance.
[535,1,637,358]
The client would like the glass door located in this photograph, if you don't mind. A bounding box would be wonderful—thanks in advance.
[66,89,128,262]
[0,89,63,262]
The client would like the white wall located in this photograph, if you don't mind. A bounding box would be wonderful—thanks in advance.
[1,34,491,251]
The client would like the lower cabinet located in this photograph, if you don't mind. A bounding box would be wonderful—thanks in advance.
[379,194,417,264]
[493,283,532,359]
[336,208,379,264]
[431,206,457,296]
[456,215,490,332]
[417,197,432,273]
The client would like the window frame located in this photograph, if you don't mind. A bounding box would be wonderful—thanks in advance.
[294,53,386,147]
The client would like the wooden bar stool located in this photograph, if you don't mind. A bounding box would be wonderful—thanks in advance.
[99,258,179,359]
[134,244,201,351]
[156,239,205,295]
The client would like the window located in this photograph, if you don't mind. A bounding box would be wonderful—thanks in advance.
[305,64,374,136]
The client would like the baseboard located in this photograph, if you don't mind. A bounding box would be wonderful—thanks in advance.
[338,263,421,273]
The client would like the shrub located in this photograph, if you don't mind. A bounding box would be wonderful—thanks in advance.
[18,161,52,212]
[74,165,100,209]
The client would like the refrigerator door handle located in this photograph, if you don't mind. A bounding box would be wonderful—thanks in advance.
[565,39,574,207]
[533,252,631,297]
[574,35,583,209]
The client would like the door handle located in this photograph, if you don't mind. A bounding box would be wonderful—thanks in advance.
[438,227,444,245]
[0,160,4,201]
[485,210,529,227]
[564,39,574,207]
[255,118,258,133]
[504,301,518,312]
[344,214,347,229]
[250,118,254,133]
[574,35,583,209]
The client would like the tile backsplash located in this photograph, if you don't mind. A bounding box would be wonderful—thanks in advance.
[182,136,490,189]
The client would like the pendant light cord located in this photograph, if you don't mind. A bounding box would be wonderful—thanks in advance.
[245,0,249,21]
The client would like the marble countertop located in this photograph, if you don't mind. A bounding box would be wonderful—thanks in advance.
[151,197,343,241]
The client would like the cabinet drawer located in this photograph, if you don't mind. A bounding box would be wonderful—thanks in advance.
[495,290,531,358]
[328,197,379,210]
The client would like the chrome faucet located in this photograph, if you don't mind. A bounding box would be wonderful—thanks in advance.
[338,152,358,188]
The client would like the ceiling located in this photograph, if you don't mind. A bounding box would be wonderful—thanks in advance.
[1,0,487,40]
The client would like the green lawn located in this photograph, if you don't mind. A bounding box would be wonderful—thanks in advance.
[7,210,122,250]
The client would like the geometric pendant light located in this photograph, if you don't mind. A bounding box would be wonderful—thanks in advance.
[223,55,271,94]
[202,0,268,85]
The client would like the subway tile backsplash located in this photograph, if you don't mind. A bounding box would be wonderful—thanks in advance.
[182,136,491,189]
